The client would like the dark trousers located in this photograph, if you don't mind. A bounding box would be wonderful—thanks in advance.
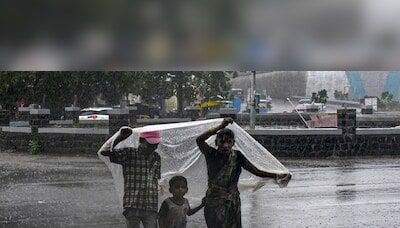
[124,208,158,228]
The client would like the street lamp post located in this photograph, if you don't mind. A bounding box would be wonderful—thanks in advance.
[250,71,256,129]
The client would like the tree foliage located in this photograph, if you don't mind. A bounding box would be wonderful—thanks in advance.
[0,71,231,117]
[334,90,348,100]
[311,89,328,104]
[378,91,400,111]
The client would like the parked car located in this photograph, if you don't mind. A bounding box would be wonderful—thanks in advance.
[293,102,325,113]
[298,98,312,104]
[79,107,113,121]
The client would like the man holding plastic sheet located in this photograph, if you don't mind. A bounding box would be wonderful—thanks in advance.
[196,117,291,228]
[100,128,162,228]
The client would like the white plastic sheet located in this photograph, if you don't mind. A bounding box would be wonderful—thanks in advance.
[97,118,290,211]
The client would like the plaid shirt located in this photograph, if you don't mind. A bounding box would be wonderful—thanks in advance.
[109,147,161,212]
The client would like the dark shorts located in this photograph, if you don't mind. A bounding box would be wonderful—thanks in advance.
[123,208,157,228]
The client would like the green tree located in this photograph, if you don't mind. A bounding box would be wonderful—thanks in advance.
[161,71,197,116]
[378,91,400,111]
[193,71,230,100]
[0,72,30,110]
[0,71,231,118]
[143,71,231,116]
[136,72,174,104]
[0,71,109,117]
[333,90,349,100]
[316,89,328,103]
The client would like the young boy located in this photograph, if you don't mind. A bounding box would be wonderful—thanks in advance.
[196,117,291,228]
[158,176,205,228]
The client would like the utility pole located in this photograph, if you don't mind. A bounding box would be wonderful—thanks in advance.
[250,71,256,129]
[176,72,184,117]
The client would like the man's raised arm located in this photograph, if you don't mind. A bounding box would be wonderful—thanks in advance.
[100,128,132,156]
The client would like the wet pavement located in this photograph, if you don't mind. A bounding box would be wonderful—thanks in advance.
[265,98,360,113]
[1,151,400,228]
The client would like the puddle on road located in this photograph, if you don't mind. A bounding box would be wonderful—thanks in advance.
[336,183,356,187]
[336,189,357,202]
[44,182,93,188]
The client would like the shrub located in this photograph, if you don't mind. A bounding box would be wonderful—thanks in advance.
[29,139,42,155]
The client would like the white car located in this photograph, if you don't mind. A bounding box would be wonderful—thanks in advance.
[294,102,325,113]
[79,107,113,121]
[298,98,312,104]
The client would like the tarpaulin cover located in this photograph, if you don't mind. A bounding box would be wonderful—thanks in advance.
[98,118,290,212]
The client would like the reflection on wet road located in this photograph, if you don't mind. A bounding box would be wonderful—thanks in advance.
[242,158,400,227]
[1,152,399,227]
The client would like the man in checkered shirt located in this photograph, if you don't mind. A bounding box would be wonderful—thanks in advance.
[101,128,162,228]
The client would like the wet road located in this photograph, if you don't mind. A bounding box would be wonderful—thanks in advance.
[1,152,399,228]
[265,98,360,113]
